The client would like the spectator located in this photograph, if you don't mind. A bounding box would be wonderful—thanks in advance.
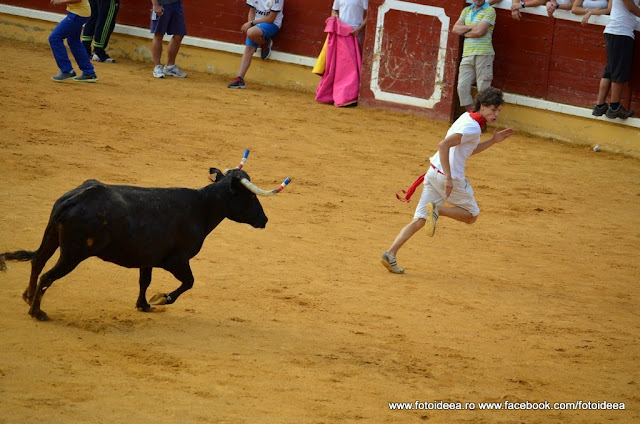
[546,0,575,15]
[82,0,120,63]
[331,0,368,45]
[381,88,514,274]
[150,0,187,78]
[571,0,612,25]
[511,0,548,19]
[592,0,639,119]
[227,0,285,89]
[453,0,497,112]
[49,0,98,82]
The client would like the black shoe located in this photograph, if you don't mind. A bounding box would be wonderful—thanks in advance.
[227,76,246,89]
[92,49,115,63]
[592,103,608,116]
[606,105,634,119]
[74,73,98,83]
[51,70,76,82]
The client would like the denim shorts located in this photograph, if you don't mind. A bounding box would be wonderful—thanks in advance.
[246,23,280,48]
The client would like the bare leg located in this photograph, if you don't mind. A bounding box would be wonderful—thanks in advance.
[166,35,184,66]
[609,81,625,104]
[439,205,478,224]
[152,33,163,66]
[596,78,611,105]
[388,218,425,257]
[236,45,257,79]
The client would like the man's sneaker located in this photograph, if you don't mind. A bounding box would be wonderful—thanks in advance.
[381,252,404,274]
[51,70,76,82]
[425,202,438,237]
[592,103,608,117]
[260,38,273,60]
[164,65,187,78]
[606,105,634,119]
[74,73,98,83]
[92,51,115,63]
[227,76,246,89]
[153,65,164,78]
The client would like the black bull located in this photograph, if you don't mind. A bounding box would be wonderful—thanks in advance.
[0,166,289,321]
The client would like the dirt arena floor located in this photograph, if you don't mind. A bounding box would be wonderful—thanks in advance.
[0,39,638,424]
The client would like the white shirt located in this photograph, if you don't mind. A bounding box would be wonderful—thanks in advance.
[429,113,481,180]
[247,0,285,28]
[604,0,639,38]
[582,0,608,8]
[332,0,368,28]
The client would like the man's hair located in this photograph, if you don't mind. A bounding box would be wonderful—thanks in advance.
[474,87,504,112]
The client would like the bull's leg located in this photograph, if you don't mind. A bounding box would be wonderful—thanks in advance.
[149,261,194,306]
[24,224,60,305]
[136,267,153,312]
[28,255,82,321]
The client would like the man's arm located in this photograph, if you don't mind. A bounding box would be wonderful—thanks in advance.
[622,0,640,17]
[241,6,257,33]
[464,20,492,38]
[472,128,514,155]
[437,133,463,198]
[452,16,474,35]
[511,0,547,19]
[51,0,81,4]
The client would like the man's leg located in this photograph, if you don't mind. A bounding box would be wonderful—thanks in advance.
[166,34,184,66]
[596,77,611,105]
[439,205,478,224]
[236,45,258,79]
[49,16,74,74]
[388,218,425,257]
[609,81,625,104]
[152,33,164,66]
[457,56,476,112]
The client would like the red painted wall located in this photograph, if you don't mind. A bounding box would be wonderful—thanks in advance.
[2,0,639,118]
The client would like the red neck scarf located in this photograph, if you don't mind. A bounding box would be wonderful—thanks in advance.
[395,112,485,202]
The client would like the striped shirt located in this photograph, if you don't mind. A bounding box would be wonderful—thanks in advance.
[460,3,495,57]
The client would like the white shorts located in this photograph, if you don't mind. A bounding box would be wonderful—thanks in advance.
[414,167,480,218]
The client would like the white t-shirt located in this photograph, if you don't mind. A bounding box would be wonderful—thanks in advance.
[582,0,608,8]
[604,0,639,38]
[332,0,368,28]
[429,113,481,180]
[247,0,285,28]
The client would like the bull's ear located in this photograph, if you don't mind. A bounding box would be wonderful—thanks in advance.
[209,168,224,183]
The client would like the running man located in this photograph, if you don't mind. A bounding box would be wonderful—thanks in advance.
[381,87,514,274]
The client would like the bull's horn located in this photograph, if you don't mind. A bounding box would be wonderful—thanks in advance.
[223,149,250,175]
[241,177,291,196]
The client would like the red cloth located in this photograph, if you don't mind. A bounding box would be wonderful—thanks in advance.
[315,17,362,107]
[396,112,486,202]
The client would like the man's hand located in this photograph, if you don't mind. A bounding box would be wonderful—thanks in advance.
[152,4,164,16]
[241,21,252,33]
[581,10,593,26]
[445,177,454,199]
[493,127,515,143]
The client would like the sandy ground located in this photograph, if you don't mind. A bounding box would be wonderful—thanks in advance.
[0,39,638,424]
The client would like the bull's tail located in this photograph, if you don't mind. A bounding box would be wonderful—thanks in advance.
[0,250,38,272]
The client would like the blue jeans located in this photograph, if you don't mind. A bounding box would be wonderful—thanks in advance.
[49,12,95,75]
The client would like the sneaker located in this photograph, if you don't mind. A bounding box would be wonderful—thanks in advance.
[227,76,246,89]
[92,52,115,63]
[381,252,404,274]
[153,65,164,78]
[163,65,187,78]
[605,105,634,119]
[51,70,76,82]
[591,103,608,117]
[260,38,273,60]
[74,73,98,83]
[425,202,438,237]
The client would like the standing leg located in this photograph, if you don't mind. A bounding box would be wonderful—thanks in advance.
[93,0,120,61]
[136,267,153,312]
[24,224,60,305]
[236,45,258,79]
[166,35,184,66]
[49,14,75,74]
[457,55,476,112]
[387,218,425,257]
[596,78,611,105]
[475,54,494,94]
[152,33,164,67]
[82,0,99,55]
[29,254,84,321]
[67,16,96,76]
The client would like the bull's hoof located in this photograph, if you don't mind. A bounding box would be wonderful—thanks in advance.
[149,293,169,305]
[30,310,49,321]
[22,291,33,306]
[136,304,155,312]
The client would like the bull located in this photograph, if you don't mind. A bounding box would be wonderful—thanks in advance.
[0,150,290,321]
